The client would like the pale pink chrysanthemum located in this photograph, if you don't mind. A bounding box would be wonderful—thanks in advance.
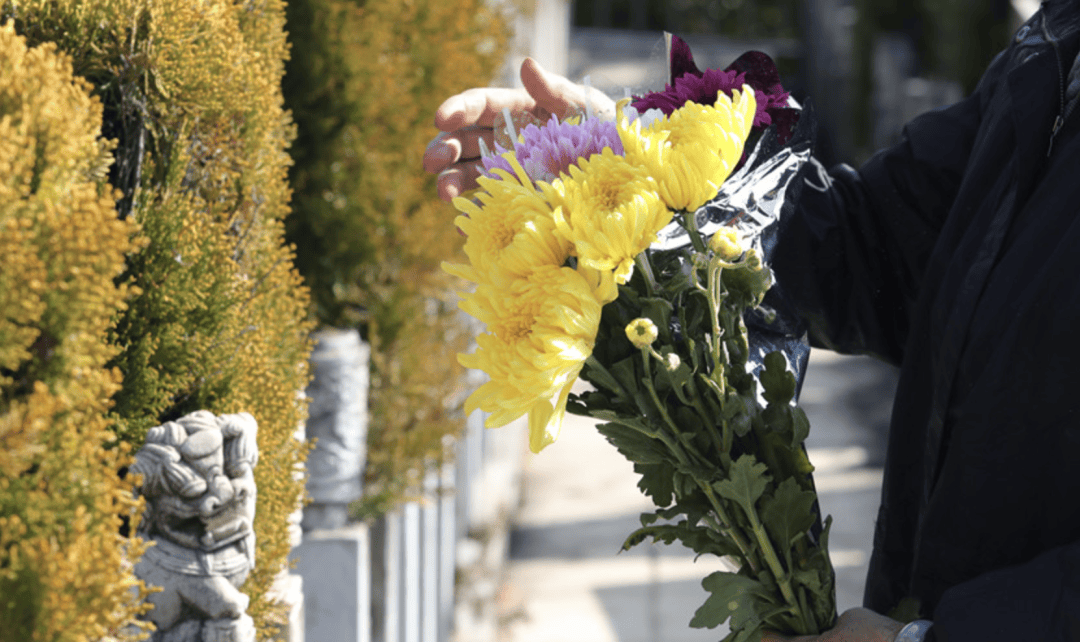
[482,115,624,185]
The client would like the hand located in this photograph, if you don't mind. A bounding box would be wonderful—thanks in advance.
[423,57,617,202]
[761,608,904,642]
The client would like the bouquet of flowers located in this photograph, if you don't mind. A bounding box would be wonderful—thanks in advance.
[444,35,835,641]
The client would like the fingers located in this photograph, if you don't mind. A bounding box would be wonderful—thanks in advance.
[423,128,494,175]
[434,87,535,132]
[520,57,617,119]
[436,161,485,203]
[425,126,492,202]
[520,57,578,118]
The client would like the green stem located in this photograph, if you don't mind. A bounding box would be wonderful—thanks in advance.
[704,263,728,393]
[640,349,701,466]
[698,483,759,574]
[639,351,757,571]
[746,508,802,622]
[682,210,709,253]
[635,252,658,298]
[797,585,817,634]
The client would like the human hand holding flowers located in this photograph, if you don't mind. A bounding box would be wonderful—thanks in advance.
[761,608,903,642]
[424,57,616,201]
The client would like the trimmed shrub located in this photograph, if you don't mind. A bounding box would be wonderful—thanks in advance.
[0,23,151,641]
[282,0,510,508]
[3,0,312,636]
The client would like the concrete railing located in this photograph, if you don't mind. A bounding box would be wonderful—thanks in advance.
[290,331,526,642]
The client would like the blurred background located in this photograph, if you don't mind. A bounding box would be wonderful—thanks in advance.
[530,0,1030,165]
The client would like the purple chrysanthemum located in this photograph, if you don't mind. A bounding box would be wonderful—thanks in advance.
[482,114,624,185]
[631,36,797,142]
[632,67,749,117]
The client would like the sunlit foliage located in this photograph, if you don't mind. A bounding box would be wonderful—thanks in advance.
[2,0,313,636]
[282,0,509,507]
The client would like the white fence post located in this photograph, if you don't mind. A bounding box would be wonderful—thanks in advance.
[293,525,371,642]
[371,510,403,642]
[438,463,457,642]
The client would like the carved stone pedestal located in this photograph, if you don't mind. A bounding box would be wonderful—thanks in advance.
[303,328,369,531]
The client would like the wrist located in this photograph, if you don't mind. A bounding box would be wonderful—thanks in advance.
[893,620,933,642]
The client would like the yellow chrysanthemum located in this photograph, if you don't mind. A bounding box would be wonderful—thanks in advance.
[542,147,670,285]
[618,87,756,212]
[708,227,744,261]
[625,318,658,348]
[443,152,570,287]
[458,264,603,452]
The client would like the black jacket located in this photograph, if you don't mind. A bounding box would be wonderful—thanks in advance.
[773,2,1080,639]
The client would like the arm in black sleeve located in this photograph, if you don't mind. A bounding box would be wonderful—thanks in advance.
[930,541,1080,641]
[772,89,986,364]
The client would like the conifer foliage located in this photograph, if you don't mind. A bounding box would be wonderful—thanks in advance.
[0,23,151,641]
[283,0,509,508]
[1,0,312,637]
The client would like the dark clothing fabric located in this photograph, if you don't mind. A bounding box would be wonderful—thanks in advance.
[773,1,1080,639]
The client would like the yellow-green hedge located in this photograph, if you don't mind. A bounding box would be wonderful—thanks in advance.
[282,0,510,509]
[0,23,151,641]
[3,0,312,637]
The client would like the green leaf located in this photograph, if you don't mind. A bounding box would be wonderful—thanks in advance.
[685,336,701,372]
[762,403,793,438]
[657,347,695,406]
[621,525,672,550]
[641,297,674,342]
[582,359,628,398]
[808,515,838,627]
[595,421,666,465]
[720,252,773,307]
[610,355,642,397]
[714,454,771,521]
[690,571,773,630]
[675,469,699,501]
[730,413,753,438]
[673,405,703,437]
[760,351,796,406]
[790,407,810,448]
[634,461,675,507]
[760,477,818,568]
[792,569,824,595]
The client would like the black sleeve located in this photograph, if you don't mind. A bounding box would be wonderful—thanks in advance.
[771,68,999,364]
[771,90,982,364]
[929,542,1080,642]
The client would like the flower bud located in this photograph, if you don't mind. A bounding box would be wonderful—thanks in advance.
[708,227,743,261]
[625,318,658,348]
[663,353,681,371]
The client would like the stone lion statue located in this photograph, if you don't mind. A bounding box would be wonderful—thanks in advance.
[130,410,259,642]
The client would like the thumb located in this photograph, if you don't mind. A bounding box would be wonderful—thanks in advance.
[519,57,615,119]
[519,57,573,116]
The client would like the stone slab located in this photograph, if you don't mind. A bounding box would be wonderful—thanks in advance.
[292,524,371,642]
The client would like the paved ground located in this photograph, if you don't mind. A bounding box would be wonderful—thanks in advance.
[497,350,899,642]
